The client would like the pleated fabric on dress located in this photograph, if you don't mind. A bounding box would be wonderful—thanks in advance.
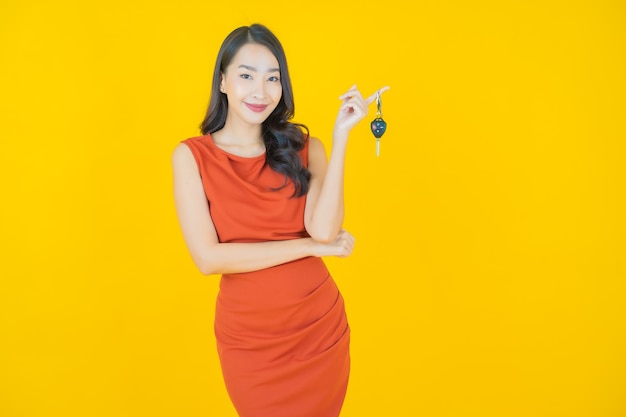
[182,134,350,417]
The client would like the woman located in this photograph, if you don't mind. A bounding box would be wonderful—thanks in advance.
[172,23,388,417]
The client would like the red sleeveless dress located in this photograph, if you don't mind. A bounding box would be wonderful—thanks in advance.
[182,134,350,417]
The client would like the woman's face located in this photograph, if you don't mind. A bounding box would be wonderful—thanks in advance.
[220,43,283,127]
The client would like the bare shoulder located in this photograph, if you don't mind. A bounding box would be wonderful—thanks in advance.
[172,142,198,170]
[308,137,327,161]
[307,137,328,174]
[308,136,326,153]
[172,142,193,164]
[172,142,202,181]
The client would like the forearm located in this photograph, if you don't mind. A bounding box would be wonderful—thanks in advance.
[306,85,388,242]
[193,237,317,276]
[306,136,348,242]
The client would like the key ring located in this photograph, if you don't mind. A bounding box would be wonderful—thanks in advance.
[370,90,387,157]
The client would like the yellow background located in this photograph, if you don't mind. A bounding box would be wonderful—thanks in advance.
[1,1,625,416]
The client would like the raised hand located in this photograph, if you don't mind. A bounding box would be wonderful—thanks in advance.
[333,85,390,140]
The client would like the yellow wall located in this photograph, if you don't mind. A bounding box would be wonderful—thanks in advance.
[1,1,625,416]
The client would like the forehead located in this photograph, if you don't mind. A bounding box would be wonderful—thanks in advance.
[229,43,279,71]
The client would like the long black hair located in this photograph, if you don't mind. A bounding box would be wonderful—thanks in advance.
[200,23,310,197]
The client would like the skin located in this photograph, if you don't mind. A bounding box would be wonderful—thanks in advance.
[172,42,389,275]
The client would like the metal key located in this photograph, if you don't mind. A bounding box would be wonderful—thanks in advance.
[370,91,387,157]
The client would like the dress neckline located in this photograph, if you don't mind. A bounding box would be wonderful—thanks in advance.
[206,134,266,161]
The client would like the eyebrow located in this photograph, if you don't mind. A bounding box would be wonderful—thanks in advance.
[238,64,280,73]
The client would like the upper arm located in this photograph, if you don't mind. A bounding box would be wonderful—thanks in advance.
[172,143,219,266]
[304,137,329,230]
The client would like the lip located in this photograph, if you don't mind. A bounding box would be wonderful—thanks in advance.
[244,103,269,113]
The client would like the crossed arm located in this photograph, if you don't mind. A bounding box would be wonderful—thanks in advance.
[172,141,353,276]
[172,85,388,276]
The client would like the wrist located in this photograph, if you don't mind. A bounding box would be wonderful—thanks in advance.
[304,237,320,257]
[331,135,349,154]
[332,128,349,143]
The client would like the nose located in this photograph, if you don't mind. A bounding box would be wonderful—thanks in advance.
[251,79,267,99]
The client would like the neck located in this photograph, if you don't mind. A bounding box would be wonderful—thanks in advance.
[218,117,264,146]
[211,120,266,158]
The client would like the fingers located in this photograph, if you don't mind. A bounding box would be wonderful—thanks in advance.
[338,84,390,107]
[312,229,355,258]
[365,85,390,105]
[338,85,359,101]
[339,100,366,118]
[336,229,355,257]
[339,89,366,115]
[338,101,367,124]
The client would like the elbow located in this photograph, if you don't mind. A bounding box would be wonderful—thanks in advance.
[310,233,335,244]
[305,212,343,244]
[306,225,339,244]
[199,264,217,276]
[194,254,221,276]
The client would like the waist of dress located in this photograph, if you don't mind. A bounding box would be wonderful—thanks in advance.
[218,257,331,310]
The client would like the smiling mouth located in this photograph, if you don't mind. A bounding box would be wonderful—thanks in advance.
[245,103,268,112]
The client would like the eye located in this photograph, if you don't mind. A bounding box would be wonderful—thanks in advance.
[240,73,252,80]
[268,76,280,82]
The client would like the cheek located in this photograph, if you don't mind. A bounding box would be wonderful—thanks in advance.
[229,80,248,95]
[269,84,283,101]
